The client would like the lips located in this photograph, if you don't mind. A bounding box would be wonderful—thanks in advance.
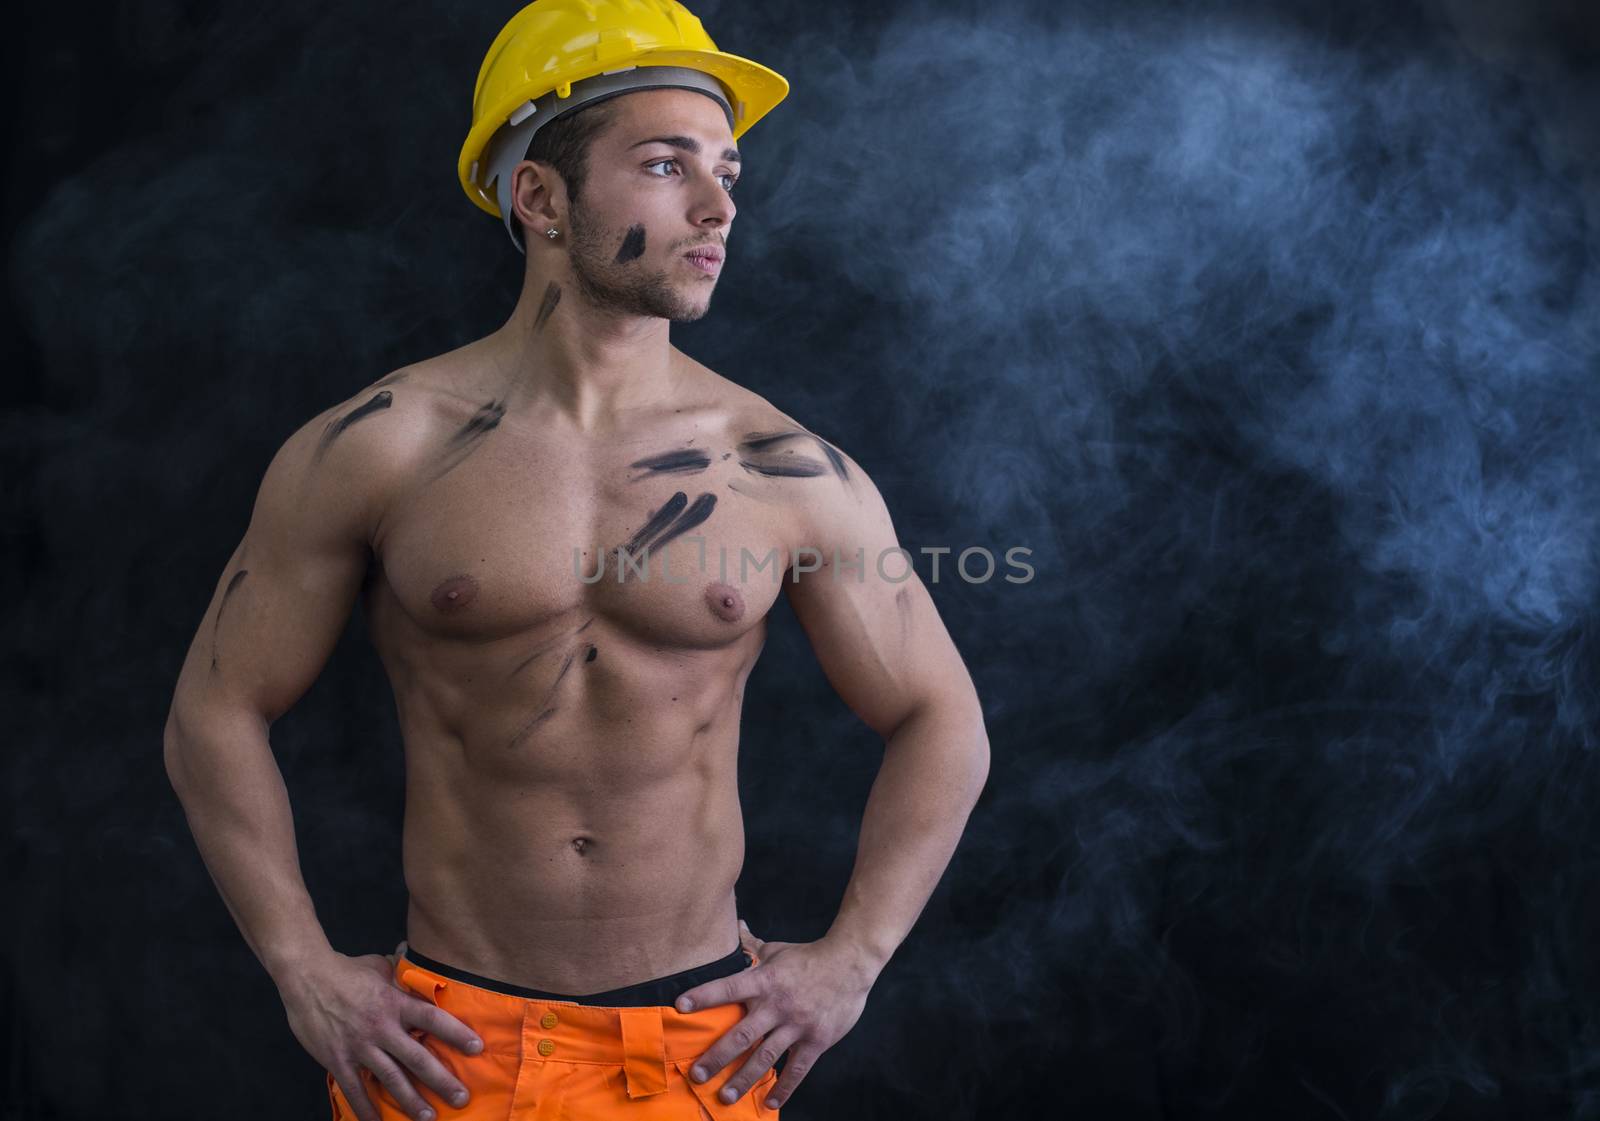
[683,247,723,274]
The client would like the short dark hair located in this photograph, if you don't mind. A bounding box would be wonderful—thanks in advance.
[512,98,622,250]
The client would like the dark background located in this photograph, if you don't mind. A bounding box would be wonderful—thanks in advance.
[7,0,1600,1117]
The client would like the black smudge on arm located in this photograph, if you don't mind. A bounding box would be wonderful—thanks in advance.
[814,438,850,481]
[738,457,828,477]
[314,391,393,463]
[209,568,249,671]
[737,429,849,482]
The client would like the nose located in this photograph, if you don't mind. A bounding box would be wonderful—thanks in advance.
[691,174,735,229]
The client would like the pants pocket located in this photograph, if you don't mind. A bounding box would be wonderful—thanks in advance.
[680,1060,781,1120]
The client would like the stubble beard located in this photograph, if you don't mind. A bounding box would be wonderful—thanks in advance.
[565,202,712,323]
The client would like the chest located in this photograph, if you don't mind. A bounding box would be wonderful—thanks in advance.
[373,425,794,649]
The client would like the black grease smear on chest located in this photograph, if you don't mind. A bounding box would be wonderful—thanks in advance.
[448,400,506,448]
[315,390,393,462]
[507,618,594,682]
[629,448,712,478]
[614,224,647,264]
[428,399,507,484]
[619,491,717,556]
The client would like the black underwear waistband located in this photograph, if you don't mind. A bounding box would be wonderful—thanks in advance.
[401,943,751,1008]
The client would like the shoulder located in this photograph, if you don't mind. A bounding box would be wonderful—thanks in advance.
[704,384,891,560]
[263,359,469,548]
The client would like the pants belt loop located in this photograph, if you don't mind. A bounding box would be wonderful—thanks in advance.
[617,1007,669,1099]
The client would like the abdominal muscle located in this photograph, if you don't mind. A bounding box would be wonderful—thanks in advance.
[385,621,756,996]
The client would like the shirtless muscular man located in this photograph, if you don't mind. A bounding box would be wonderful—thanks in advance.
[163,3,989,1119]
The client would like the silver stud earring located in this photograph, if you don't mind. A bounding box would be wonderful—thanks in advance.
[545,227,559,239]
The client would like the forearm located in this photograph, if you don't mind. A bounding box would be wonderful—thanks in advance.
[824,701,989,981]
[164,704,334,988]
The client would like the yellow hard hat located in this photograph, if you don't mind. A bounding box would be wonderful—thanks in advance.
[458,0,790,252]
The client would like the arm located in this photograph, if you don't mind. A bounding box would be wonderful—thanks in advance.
[163,386,399,986]
[672,439,990,1112]
[783,449,991,982]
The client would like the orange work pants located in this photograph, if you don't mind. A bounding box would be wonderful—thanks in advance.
[327,942,780,1120]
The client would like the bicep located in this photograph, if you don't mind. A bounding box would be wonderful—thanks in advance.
[782,458,979,740]
[169,409,379,732]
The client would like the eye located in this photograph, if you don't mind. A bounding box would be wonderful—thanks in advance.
[645,158,739,192]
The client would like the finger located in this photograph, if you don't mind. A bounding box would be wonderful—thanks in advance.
[687,1007,782,1085]
[718,1024,802,1106]
[676,967,760,1014]
[404,1001,485,1057]
[332,1064,381,1121]
[364,1044,439,1121]
[761,1044,821,1111]
[388,1031,472,1111]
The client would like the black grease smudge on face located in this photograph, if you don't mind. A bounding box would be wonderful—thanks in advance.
[629,448,712,477]
[534,282,561,332]
[315,391,393,462]
[618,491,717,556]
[584,644,597,662]
[614,224,647,263]
[209,568,250,671]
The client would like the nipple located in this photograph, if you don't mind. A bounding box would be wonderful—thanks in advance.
[705,582,745,623]
[430,573,479,613]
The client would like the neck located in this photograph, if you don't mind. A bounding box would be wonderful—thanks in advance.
[489,258,680,434]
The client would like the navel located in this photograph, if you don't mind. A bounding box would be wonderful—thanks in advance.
[430,573,480,613]
[705,582,745,623]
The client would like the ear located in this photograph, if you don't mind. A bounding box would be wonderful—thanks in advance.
[512,161,563,234]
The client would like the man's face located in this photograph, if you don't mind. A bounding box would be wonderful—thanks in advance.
[562,88,740,323]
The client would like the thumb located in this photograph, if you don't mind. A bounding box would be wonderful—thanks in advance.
[738,919,765,950]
